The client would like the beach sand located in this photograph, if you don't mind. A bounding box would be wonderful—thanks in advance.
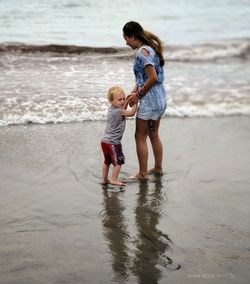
[0,116,249,284]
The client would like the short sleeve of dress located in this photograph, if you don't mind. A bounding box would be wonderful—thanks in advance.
[138,48,155,69]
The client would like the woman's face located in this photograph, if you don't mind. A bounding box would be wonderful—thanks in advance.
[123,34,136,49]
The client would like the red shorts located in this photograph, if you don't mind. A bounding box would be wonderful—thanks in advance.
[101,142,125,166]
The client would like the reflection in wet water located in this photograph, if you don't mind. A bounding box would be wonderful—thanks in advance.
[101,177,180,283]
[132,178,173,284]
[101,187,130,282]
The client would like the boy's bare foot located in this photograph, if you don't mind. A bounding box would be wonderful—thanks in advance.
[148,167,163,176]
[129,173,148,180]
[110,179,125,186]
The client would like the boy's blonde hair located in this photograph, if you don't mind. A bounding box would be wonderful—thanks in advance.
[107,86,124,102]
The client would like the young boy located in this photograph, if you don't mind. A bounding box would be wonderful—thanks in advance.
[101,86,137,186]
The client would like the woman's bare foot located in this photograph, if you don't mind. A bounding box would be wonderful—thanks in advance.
[129,173,148,180]
[101,179,110,185]
[110,179,125,186]
[148,167,163,176]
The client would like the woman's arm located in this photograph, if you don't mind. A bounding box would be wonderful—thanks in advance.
[129,65,157,105]
[131,84,138,93]
[138,65,157,96]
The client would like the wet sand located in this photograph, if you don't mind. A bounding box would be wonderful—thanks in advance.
[0,116,250,284]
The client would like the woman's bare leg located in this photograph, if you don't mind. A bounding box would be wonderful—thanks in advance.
[148,118,164,175]
[130,118,149,179]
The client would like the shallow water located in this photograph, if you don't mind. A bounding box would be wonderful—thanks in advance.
[0,0,250,126]
[0,117,250,283]
[0,42,250,126]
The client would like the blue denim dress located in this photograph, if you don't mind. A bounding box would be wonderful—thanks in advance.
[134,45,167,120]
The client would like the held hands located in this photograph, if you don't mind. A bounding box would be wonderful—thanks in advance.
[124,94,132,109]
[124,93,139,110]
[122,94,138,117]
[128,92,139,107]
[124,93,136,108]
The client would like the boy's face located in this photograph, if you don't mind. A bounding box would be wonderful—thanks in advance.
[111,91,125,108]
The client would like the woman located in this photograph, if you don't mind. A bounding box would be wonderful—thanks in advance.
[123,21,167,179]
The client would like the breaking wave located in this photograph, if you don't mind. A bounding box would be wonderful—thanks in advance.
[1,96,250,126]
[1,38,249,62]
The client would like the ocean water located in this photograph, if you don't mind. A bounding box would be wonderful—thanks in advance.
[0,0,250,126]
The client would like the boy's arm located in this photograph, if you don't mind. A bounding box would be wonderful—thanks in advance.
[120,103,137,117]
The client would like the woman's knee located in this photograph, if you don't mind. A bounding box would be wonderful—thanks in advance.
[135,131,147,143]
[148,124,159,137]
[148,130,159,141]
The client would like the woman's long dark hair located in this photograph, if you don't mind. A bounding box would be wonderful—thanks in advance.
[123,21,165,66]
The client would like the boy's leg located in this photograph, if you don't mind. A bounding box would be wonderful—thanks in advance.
[101,163,110,184]
[111,165,125,186]
[101,142,111,184]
